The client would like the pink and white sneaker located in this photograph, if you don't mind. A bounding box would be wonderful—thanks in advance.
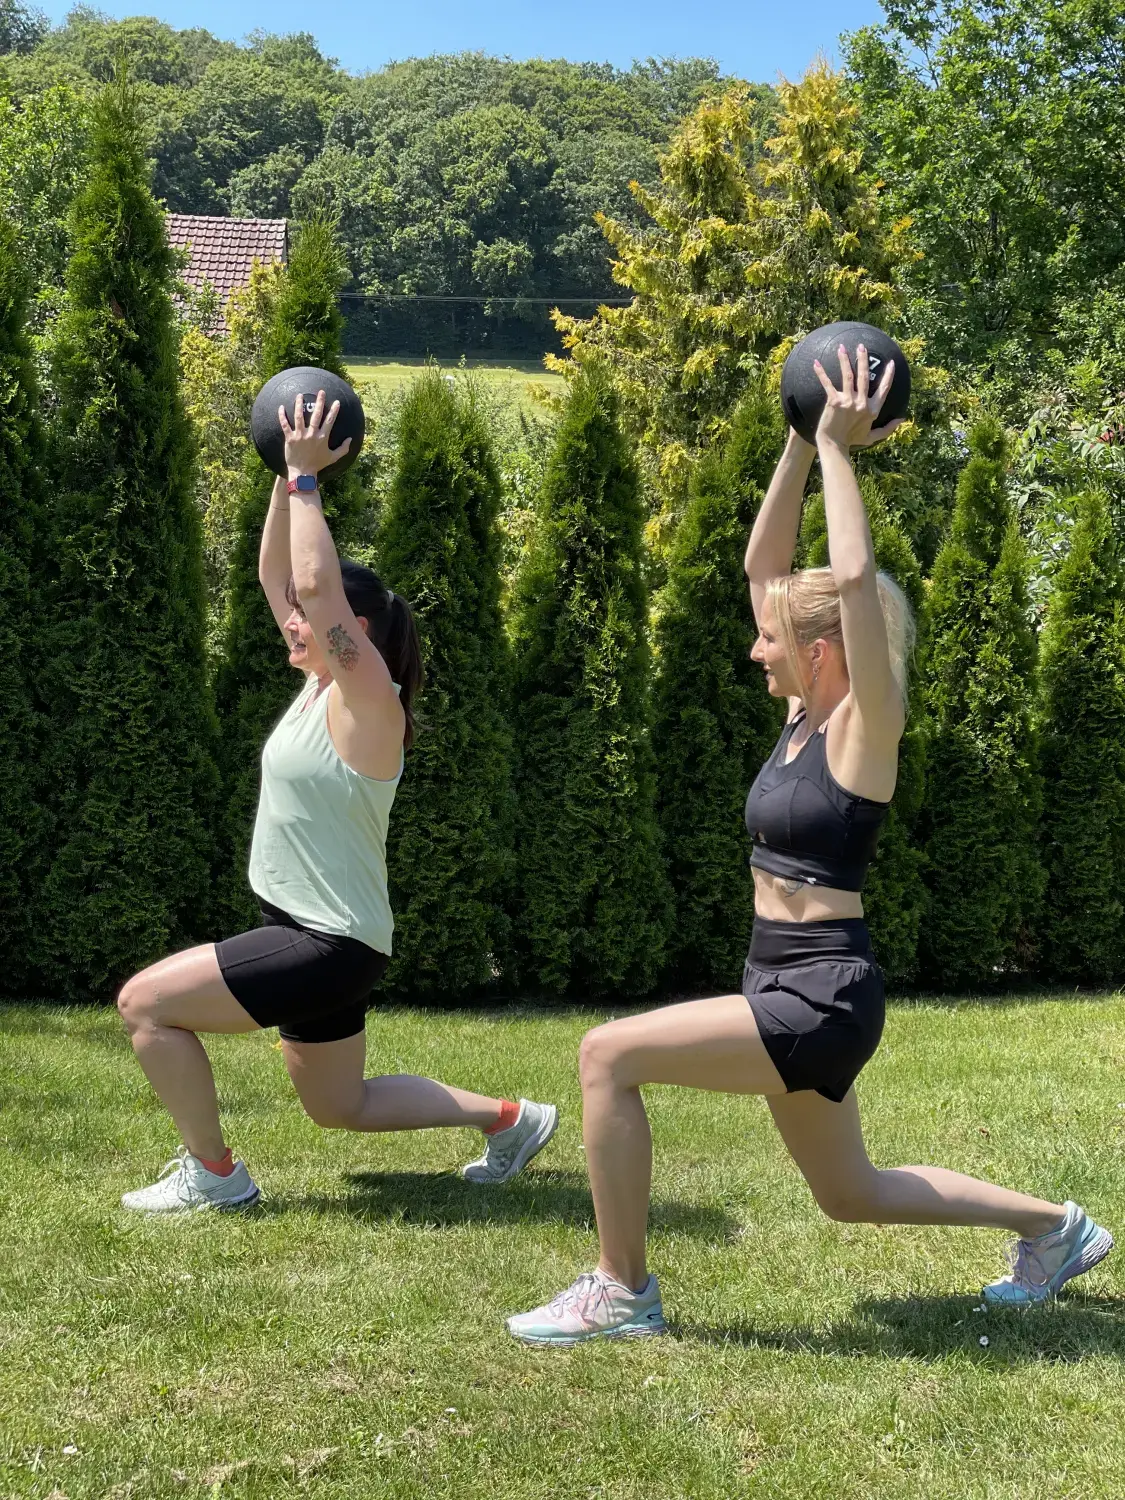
[506,1270,666,1346]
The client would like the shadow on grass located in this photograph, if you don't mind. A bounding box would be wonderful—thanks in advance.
[258,1166,739,1240]
[676,1291,1125,1364]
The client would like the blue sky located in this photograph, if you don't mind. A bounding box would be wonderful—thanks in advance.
[43,0,888,81]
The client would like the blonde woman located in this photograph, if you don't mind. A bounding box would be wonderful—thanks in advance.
[507,345,1112,1344]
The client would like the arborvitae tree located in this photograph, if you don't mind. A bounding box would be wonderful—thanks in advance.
[377,372,515,999]
[34,77,218,998]
[651,381,784,993]
[212,218,364,931]
[801,482,928,982]
[551,65,916,526]
[918,419,1044,988]
[511,371,671,996]
[1038,487,1125,983]
[0,221,47,995]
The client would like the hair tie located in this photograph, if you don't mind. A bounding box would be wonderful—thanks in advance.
[386,589,394,606]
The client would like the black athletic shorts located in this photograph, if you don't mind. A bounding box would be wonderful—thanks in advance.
[216,899,390,1045]
[742,916,884,1103]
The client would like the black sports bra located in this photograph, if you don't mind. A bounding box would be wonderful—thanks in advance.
[744,711,890,892]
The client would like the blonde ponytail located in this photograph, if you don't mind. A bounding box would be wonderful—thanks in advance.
[766,567,916,704]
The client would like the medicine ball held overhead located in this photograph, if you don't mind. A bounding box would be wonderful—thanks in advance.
[780,322,911,445]
[251,366,365,482]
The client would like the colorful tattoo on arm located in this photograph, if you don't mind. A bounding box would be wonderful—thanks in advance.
[326,623,361,671]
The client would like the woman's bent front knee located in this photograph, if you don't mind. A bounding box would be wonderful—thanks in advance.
[579,1021,635,1090]
[117,972,156,1033]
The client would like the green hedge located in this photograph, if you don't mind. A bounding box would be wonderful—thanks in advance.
[12,131,1125,998]
[510,370,671,997]
[0,220,48,995]
[919,419,1044,988]
[1038,486,1125,982]
[378,371,516,999]
[33,77,218,998]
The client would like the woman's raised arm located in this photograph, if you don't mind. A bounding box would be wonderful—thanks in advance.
[744,429,816,623]
[814,343,904,736]
[259,474,295,640]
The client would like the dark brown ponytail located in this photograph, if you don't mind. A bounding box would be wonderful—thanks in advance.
[338,559,424,750]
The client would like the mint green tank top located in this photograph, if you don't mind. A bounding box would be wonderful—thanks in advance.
[248,674,402,955]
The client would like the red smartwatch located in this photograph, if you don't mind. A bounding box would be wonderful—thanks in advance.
[286,474,319,494]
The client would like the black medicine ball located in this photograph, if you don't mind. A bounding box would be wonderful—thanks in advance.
[251,365,365,481]
[780,322,911,445]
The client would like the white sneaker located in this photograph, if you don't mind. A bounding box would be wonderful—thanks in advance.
[982,1201,1114,1306]
[121,1147,260,1215]
[461,1099,558,1184]
[507,1270,667,1346]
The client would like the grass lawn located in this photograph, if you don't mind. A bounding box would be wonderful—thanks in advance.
[1,995,1123,1499]
[344,358,564,417]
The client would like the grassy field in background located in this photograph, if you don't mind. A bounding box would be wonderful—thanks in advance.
[344,357,564,416]
[2,995,1123,1499]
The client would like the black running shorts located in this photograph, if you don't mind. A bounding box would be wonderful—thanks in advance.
[216,899,389,1044]
[742,917,884,1103]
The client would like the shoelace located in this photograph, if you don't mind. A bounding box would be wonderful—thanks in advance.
[548,1273,615,1324]
[155,1148,189,1179]
[153,1148,196,1202]
[484,1123,524,1168]
[1004,1236,1051,1288]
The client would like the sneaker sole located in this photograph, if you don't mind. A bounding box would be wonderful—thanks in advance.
[122,1184,261,1216]
[463,1104,559,1184]
[1052,1223,1114,1296]
[509,1317,668,1348]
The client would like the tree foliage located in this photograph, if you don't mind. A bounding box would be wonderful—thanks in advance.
[550,66,915,522]
[651,379,783,992]
[3,27,725,355]
[918,419,1043,987]
[0,218,47,993]
[510,370,671,996]
[1037,487,1125,982]
[35,76,218,997]
[845,0,1125,406]
[377,371,515,999]
[0,81,88,313]
[178,259,285,620]
[0,0,47,56]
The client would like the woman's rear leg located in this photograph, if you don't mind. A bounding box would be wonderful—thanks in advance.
[281,1031,513,1132]
[768,1088,1064,1237]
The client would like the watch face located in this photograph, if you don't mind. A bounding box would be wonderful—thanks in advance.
[296,474,318,491]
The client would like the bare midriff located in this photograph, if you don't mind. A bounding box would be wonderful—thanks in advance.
[752,868,864,924]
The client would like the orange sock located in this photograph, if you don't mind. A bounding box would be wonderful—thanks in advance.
[484,1099,520,1135]
[197,1148,235,1177]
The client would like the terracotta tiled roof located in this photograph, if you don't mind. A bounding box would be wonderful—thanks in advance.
[166,214,288,311]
